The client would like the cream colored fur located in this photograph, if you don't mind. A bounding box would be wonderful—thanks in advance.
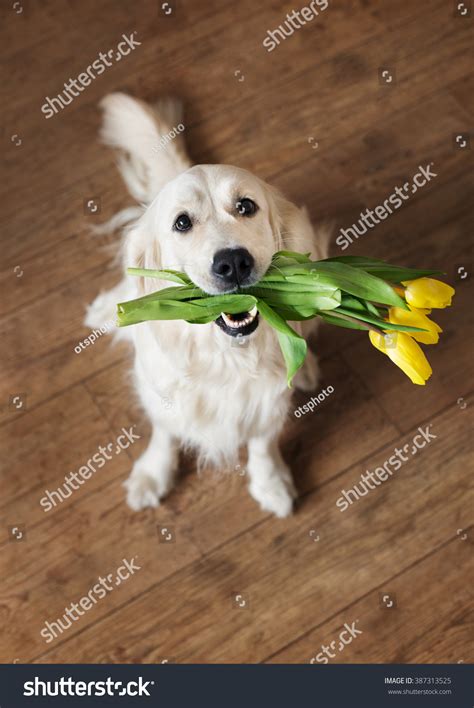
[86,93,329,517]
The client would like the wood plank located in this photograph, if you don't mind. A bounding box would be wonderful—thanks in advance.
[1,1,461,215]
[0,262,129,426]
[449,73,474,116]
[36,404,472,662]
[269,536,474,663]
[0,474,201,663]
[0,172,128,271]
[0,230,115,319]
[1,0,429,106]
[0,384,136,526]
[189,39,472,181]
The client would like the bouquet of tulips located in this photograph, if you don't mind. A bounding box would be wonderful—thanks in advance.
[117,251,455,386]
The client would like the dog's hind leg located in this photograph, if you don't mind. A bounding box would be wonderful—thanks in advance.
[124,425,179,511]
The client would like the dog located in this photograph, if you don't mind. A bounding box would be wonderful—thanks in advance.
[86,93,329,518]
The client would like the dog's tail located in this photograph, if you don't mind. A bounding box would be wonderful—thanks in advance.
[99,92,192,208]
[85,94,191,332]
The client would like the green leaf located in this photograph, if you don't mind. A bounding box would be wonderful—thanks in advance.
[119,284,204,311]
[117,291,256,326]
[272,307,318,321]
[251,278,337,292]
[334,307,427,333]
[340,295,368,312]
[127,267,192,285]
[271,250,312,263]
[322,257,441,283]
[248,286,341,311]
[256,300,307,386]
[187,294,257,314]
[340,294,381,317]
[364,300,381,316]
[319,312,369,330]
[117,299,212,326]
[305,262,408,308]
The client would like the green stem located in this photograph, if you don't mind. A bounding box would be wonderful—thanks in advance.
[323,310,384,335]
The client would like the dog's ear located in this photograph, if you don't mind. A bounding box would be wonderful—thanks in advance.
[266,183,331,260]
[123,208,162,296]
[266,184,295,249]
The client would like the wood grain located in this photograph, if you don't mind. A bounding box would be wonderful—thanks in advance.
[1,0,472,665]
[35,405,473,663]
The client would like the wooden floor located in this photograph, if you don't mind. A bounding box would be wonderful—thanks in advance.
[1,0,473,664]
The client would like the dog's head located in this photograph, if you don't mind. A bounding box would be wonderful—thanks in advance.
[126,164,306,338]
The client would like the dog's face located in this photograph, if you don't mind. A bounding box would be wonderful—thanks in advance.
[149,164,282,337]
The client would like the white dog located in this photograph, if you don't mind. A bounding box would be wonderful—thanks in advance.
[86,93,329,518]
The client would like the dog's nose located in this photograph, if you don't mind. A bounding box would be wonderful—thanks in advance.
[212,248,255,285]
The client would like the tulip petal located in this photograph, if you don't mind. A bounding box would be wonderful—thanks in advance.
[402,278,455,309]
[369,330,432,385]
[388,307,442,344]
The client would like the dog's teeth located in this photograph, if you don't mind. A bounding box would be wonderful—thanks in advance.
[221,309,257,330]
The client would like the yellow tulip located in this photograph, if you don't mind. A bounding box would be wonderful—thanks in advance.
[402,278,455,309]
[388,306,442,345]
[369,330,432,385]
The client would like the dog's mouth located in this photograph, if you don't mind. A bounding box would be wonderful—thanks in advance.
[215,305,259,337]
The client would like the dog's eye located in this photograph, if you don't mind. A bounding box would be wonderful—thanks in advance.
[174,213,192,232]
[236,198,258,216]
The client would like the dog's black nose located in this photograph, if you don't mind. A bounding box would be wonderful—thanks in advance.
[212,248,255,285]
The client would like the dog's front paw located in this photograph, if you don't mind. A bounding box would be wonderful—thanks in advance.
[124,467,173,511]
[249,470,296,519]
